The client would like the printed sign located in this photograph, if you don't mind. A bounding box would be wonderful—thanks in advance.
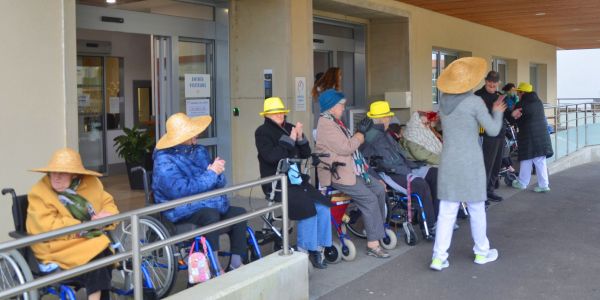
[185,74,211,98]
[186,99,210,117]
[295,77,306,111]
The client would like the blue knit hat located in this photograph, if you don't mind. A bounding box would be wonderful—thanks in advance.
[319,89,346,113]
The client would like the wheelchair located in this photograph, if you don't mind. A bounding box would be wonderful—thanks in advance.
[132,167,262,276]
[0,188,169,299]
[311,154,397,257]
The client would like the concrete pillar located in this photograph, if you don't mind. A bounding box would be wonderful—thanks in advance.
[229,0,313,188]
[0,0,77,241]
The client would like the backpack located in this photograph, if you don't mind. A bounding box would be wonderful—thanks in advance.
[188,237,211,284]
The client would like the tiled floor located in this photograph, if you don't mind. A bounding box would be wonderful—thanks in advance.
[101,174,147,212]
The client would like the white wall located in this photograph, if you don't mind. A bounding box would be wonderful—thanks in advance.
[76,29,151,165]
[0,1,76,241]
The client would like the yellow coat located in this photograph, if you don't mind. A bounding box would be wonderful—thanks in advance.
[26,175,119,270]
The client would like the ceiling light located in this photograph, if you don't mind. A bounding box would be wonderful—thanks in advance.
[572,28,582,32]
[534,12,546,16]
[106,0,116,3]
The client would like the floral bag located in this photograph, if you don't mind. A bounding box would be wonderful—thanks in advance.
[188,237,211,284]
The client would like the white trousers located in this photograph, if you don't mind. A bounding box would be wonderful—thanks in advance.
[517,156,549,188]
[432,201,490,261]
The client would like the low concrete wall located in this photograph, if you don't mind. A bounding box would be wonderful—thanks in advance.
[166,251,309,300]
[548,145,600,175]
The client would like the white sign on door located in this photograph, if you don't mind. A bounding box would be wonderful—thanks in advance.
[295,77,306,111]
[185,74,211,98]
[186,99,210,117]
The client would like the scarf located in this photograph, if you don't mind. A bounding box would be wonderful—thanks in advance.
[320,112,370,184]
[404,112,443,155]
[57,178,102,238]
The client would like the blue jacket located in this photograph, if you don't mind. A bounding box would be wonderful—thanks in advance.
[152,144,229,222]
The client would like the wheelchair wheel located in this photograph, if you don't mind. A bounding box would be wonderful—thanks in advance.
[345,206,367,239]
[111,216,177,299]
[324,244,342,264]
[340,238,356,261]
[380,228,397,250]
[505,172,518,186]
[0,250,38,300]
[402,222,418,246]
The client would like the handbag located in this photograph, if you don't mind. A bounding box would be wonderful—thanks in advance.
[188,237,211,284]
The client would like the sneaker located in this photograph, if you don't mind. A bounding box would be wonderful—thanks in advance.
[487,192,503,202]
[534,186,551,193]
[366,246,390,258]
[474,249,499,265]
[512,180,526,190]
[430,258,449,271]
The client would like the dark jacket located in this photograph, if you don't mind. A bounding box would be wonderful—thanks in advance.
[512,92,554,160]
[360,124,423,176]
[255,118,330,221]
[152,144,228,223]
[475,86,507,139]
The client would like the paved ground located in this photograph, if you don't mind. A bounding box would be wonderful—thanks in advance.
[314,162,600,300]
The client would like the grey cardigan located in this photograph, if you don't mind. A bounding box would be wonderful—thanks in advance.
[438,92,503,202]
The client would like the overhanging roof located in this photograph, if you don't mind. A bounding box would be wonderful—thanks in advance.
[398,0,600,50]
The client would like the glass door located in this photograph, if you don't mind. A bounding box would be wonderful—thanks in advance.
[77,56,106,173]
[177,38,216,156]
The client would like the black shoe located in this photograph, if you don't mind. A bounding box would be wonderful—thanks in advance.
[487,192,503,202]
[308,250,327,269]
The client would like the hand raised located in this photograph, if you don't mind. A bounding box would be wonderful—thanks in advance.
[295,122,304,138]
[493,99,507,113]
[289,126,298,141]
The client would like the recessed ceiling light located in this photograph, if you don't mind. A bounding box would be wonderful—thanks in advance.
[572,28,582,31]
[106,0,116,3]
[535,12,546,16]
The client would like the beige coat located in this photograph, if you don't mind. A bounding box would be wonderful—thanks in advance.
[27,175,119,269]
[315,116,362,186]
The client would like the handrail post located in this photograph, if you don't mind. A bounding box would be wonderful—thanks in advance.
[585,103,588,146]
[566,105,570,155]
[554,106,558,160]
[280,175,291,256]
[131,215,143,300]
[576,104,579,150]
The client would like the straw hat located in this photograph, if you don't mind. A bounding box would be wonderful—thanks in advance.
[156,113,212,150]
[436,57,488,94]
[259,97,290,116]
[367,100,395,119]
[516,82,533,93]
[31,148,102,177]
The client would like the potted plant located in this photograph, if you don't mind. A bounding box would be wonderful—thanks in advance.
[113,126,155,190]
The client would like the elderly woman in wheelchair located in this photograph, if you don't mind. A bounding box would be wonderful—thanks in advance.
[26,148,119,300]
[255,97,332,269]
[152,113,247,273]
[315,89,390,259]
[359,101,440,238]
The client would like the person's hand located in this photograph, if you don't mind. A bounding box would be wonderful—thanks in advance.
[295,122,304,139]
[493,99,507,113]
[354,132,365,144]
[289,126,298,141]
[356,117,373,135]
[497,94,506,103]
[208,157,226,175]
[511,108,523,119]
[91,211,114,220]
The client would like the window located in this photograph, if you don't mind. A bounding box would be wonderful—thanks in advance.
[432,50,458,104]
[530,64,539,92]
[492,58,508,88]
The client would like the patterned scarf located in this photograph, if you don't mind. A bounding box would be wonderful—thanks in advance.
[320,112,370,184]
[57,178,102,238]
[404,112,443,155]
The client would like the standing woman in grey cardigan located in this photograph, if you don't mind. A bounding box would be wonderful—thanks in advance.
[430,57,507,271]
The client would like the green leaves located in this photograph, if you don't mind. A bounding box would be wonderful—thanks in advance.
[113,125,155,164]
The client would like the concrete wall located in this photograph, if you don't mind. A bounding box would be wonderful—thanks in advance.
[166,252,309,300]
[76,29,151,165]
[229,0,314,190]
[0,0,76,241]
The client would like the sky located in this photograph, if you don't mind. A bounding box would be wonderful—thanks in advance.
[557,49,600,99]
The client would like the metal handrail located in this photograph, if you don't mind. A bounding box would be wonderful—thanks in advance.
[0,174,289,299]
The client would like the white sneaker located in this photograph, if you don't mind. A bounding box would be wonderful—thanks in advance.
[474,249,498,265]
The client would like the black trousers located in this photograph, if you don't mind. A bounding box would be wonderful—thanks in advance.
[482,136,504,192]
[388,168,439,229]
[179,206,248,256]
[70,248,112,299]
